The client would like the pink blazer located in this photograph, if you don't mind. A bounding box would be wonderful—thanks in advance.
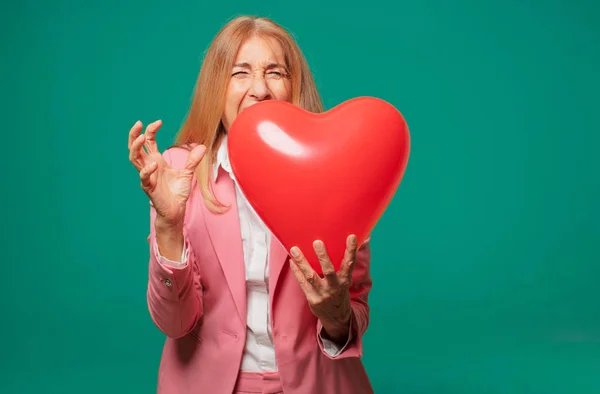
[146,146,374,394]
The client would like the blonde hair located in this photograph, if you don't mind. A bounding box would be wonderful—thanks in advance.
[173,15,324,213]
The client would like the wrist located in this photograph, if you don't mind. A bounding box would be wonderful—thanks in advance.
[154,217,185,261]
[154,214,184,232]
[320,308,352,344]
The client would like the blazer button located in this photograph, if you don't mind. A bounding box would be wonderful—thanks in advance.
[164,279,173,287]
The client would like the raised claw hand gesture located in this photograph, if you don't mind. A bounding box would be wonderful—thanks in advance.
[128,120,206,227]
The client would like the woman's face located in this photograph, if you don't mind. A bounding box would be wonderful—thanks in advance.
[221,36,292,131]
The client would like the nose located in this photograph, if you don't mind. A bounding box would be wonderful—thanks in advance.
[248,75,271,101]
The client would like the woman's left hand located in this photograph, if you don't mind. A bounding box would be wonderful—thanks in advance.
[289,234,358,344]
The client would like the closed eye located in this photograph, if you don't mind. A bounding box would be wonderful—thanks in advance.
[266,71,287,80]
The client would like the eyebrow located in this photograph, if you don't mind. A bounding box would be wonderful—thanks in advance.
[233,62,287,69]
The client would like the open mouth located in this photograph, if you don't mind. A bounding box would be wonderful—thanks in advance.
[239,102,259,113]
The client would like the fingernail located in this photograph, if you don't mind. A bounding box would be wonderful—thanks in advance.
[314,241,324,251]
[290,247,300,257]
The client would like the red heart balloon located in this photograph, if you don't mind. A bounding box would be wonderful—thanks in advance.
[228,96,410,275]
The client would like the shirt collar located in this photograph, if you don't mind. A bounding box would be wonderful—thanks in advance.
[213,133,232,181]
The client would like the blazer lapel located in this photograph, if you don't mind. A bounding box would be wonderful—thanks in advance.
[268,235,290,303]
[201,170,247,324]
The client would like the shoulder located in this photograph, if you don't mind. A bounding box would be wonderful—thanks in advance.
[162,143,200,169]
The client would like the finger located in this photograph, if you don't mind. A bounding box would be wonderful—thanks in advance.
[289,258,319,298]
[128,120,143,150]
[313,240,338,286]
[143,120,162,154]
[338,234,358,285]
[290,246,321,289]
[129,134,148,170]
[183,144,207,172]
[140,161,158,191]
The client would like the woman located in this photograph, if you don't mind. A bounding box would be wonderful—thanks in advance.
[128,15,374,394]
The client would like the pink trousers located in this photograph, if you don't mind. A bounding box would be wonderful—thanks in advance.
[233,371,284,394]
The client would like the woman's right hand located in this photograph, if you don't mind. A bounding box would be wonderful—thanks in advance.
[128,120,207,229]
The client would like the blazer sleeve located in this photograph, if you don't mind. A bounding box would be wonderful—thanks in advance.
[146,148,203,339]
[316,236,373,359]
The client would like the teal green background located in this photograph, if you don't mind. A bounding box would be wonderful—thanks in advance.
[2,0,599,393]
